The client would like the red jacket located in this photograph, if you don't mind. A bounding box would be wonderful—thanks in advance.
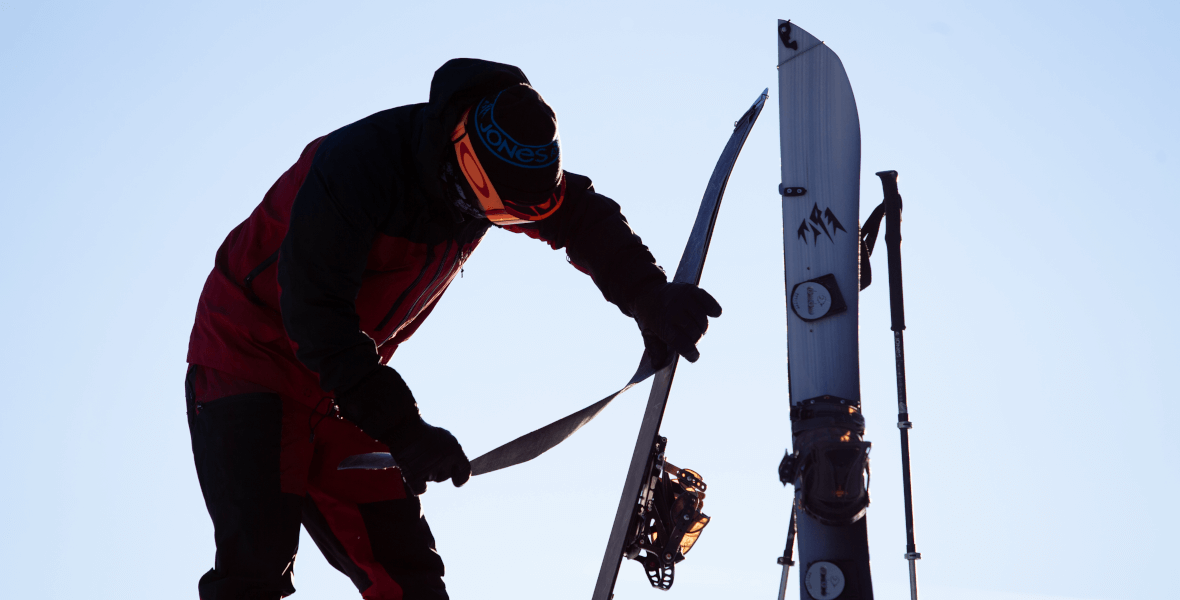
[187,59,666,409]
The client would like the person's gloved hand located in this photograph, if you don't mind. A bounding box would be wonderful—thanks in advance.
[383,419,471,495]
[630,282,723,369]
[335,366,471,495]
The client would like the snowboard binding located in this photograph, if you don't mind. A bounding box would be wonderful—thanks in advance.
[623,436,711,590]
[779,395,871,526]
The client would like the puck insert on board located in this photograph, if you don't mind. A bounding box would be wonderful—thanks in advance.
[790,274,847,322]
[804,561,846,599]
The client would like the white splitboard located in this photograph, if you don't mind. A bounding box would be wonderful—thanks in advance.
[778,19,873,599]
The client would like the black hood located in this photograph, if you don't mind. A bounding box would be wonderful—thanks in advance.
[413,59,531,204]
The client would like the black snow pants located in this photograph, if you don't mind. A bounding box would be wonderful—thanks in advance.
[186,365,448,600]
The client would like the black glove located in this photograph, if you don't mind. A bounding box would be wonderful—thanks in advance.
[629,282,723,368]
[335,366,471,494]
[384,419,472,495]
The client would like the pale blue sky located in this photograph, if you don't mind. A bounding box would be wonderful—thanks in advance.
[1,2,1176,599]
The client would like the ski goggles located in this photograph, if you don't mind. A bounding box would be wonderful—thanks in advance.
[451,107,565,226]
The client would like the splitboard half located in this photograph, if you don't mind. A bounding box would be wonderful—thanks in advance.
[591,89,768,600]
[337,93,765,483]
[777,20,873,600]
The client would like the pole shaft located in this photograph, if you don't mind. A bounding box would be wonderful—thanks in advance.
[776,502,798,600]
[895,331,917,553]
[908,558,919,600]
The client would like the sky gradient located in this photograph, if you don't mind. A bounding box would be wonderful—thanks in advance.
[1,2,1176,599]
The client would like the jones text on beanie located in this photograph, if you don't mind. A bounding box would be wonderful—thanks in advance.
[466,85,562,205]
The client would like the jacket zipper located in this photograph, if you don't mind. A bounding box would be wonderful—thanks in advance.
[374,219,483,343]
[375,244,436,332]
[382,239,454,344]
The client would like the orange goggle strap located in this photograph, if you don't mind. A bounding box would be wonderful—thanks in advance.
[451,108,564,226]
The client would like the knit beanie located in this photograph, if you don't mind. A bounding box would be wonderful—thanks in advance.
[466,84,562,205]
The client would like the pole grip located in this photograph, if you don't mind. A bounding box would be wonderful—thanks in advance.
[875,170,905,332]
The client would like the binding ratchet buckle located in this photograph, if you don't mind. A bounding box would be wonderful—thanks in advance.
[623,436,710,590]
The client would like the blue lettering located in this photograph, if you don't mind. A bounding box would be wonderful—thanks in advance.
[497,139,517,160]
[485,129,502,147]
[474,107,560,167]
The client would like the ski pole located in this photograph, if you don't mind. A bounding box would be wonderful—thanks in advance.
[775,501,797,600]
[876,170,921,600]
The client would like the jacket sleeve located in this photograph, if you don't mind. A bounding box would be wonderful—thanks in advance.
[278,128,392,393]
[504,172,667,316]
